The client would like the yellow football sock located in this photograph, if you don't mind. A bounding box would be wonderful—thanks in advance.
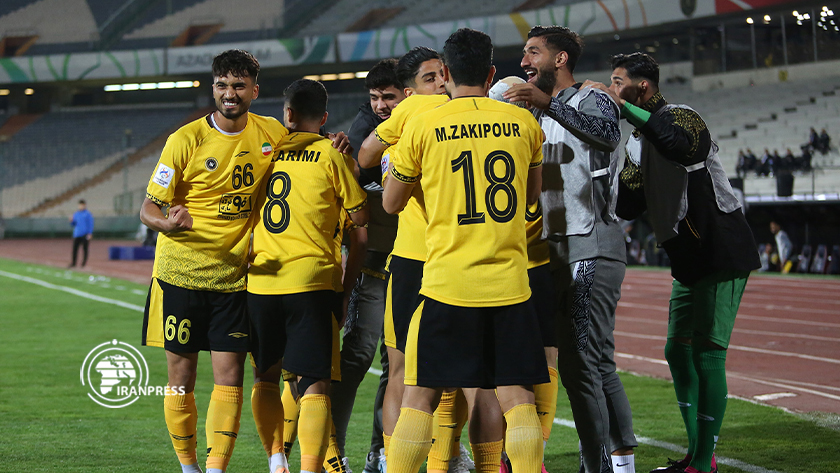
[323,420,346,473]
[206,385,244,471]
[428,390,458,473]
[503,404,542,473]
[205,393,215,458]
[282,380,300,456]
[534,366,559,441]
[451,389,469,459]
[471,439,504,473]
[163,391,198,467]
[299,394,331,473]
[383,433,391,457]
[389,408,434,473]
[252,382,285,457]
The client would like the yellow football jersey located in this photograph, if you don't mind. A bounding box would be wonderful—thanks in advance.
[248,132,367,295]
[526,201,549,268]
[391,97,543,307]
[331,209,356,293]
[376,93,448,262]
[146,113,287,292]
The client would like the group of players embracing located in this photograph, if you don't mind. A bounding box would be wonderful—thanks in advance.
[140,23,759,473]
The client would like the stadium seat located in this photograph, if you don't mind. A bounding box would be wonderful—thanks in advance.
[810,244,828,274]
[796,244,812,274]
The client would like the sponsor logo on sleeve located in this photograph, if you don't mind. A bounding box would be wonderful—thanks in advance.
[153,163,175,188]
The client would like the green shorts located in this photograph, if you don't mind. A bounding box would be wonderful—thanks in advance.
[667,269,750,349]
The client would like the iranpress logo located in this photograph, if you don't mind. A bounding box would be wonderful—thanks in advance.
[80,339,150,408]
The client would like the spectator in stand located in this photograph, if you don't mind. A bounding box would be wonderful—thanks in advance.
[781,148,795,172]
[744,148,757,173]
[69,199,94,268]
[770,221,793,270]
[735,150,748,178]
[818,128,831,154]
[771,149,782,175]
[809,127,819,151]
[800,146,812,171]
[758,148,773,176]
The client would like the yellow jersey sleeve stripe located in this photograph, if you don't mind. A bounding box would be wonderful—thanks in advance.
[146,192,167,206]
[346,198,368,214]
[529,160,543,168]
[391,166,419,184]
[374,129,393,146]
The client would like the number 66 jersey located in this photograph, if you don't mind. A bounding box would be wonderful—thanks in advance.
[247,132,367,295]
[391,97,543,307]
[145,113,287,292]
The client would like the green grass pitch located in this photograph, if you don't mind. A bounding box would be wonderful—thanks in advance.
[0,257,837,472]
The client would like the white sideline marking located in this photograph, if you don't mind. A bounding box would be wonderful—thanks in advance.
[614,331,840,365]
[615,352,840,402]
[754,393,797,401]
[0,270,144,313]
[365,367,778,473]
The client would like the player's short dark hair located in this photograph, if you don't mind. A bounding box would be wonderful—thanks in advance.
[528,26,584,73]
[611,52,659,88]
[212,49,260,81]
[397,46,441,88]
[284,79,328,121]
[78,199,86,205]
[365,58,402,91]
[443,29,493,87]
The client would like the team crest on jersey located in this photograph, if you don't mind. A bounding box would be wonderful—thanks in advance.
[205,157,218,171]
[152,163,175,188]
[261,142,272,156]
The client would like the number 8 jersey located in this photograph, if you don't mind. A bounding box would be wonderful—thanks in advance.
[146,113,287,292]
[247,132,367,295]
[391,97,543,307]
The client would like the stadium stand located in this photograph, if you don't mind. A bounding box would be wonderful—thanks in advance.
[295,0,567,38]
[120,0,283,46]
[0,0,98,48]
[20,93,365,218]
[0,103,194,216]
[0,0,38,20]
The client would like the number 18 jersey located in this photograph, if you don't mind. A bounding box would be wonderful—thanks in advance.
[391,97,543,307]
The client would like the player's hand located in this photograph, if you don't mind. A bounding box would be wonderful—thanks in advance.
[166,205,193,232]
[503,82,552,110]
[86,234,92,241]
[327,131,353,155]
[582,80,624,107]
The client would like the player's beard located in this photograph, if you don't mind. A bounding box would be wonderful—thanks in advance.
[216,97,248,120]
[533,64,556,97]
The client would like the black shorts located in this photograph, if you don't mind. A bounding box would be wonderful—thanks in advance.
[404,297,549,389]
[529,264,557,348]
[141,278,250,353]
[247,290,335,378]
[384,256,424,352]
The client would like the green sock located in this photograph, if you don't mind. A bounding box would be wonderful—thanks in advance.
[664,339,698,456]
[691,345,727,473]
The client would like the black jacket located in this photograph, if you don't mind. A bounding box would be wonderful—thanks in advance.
[348,103,384,188]
[617,93,760,285]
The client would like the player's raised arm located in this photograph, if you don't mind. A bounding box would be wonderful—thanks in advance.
[359,130,389,168]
